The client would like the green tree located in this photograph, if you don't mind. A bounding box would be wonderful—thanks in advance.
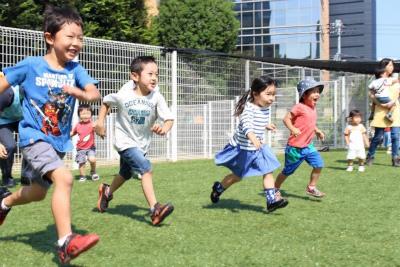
[150,0,239,53]
[0,0,149,43]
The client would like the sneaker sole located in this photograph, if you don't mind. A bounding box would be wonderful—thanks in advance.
[152,204,174,226]
[267,200,289,213]
[306,191,325,198]
[210,191,220,203]
[61,235,99,264]
[97,184,107,213]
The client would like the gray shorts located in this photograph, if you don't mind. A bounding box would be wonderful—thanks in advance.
[21,141,65,189]
[75,147,96,164]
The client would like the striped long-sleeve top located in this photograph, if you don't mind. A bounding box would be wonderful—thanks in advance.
[230,101,270,151]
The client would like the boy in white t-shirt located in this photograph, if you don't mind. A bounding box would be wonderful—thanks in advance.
[95,56,174,226]
[344,110,370,172]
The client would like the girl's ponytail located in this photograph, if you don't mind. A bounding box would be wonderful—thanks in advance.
[234,90,251,116]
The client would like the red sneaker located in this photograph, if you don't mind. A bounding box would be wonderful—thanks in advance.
[97,183,112,212]
[0,187,12,225]
[57,233,99,264]
[151,203,174,226]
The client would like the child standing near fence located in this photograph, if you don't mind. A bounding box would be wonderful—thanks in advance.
[0,6,100,264]
[344,110,370,172]
[210,76,288,213]
[274,77,326,198]
[71,104,99,182]
[95,56,175,226]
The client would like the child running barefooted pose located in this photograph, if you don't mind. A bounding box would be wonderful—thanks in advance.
[344,110,370,172]
[210,76,288,213]
[274,77,326,198]
[96,56,175,225]
[71,104,99,182]
[0,6,100,264]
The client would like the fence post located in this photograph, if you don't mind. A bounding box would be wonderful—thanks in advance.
[341,76,346,147]
[171,50,178,162]
[208,101,213,158]
[333,80,338,148]
[245,60,250,90]
[203,104,207,158]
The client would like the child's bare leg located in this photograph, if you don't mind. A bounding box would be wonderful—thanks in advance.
[308,168,322,187]
[347,159,353,166]
[109,174,126,195]
[359,158,365,166]
[48,167,73,239]
[3,183,47,206]
[275,172,288,189]
[141,171,157,208]
[88,156,96,174]
[221,173,240,190]
[78,163,85,177]
[263,173,274,189]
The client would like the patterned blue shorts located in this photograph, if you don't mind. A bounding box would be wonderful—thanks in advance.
[281,143,324,176]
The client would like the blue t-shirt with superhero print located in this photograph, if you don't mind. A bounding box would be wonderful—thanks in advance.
[4,56,98,152]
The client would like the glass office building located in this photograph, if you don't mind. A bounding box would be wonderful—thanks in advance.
[234,0,323,59]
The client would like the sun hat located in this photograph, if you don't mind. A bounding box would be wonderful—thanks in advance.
[297,77,324,99]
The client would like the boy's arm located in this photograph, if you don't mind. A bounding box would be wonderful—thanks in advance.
[151,119,174,136]
[0,143,7,159]
[0,75,11,95]
[283,111,301,137]
[95,103,110,139]
[62,83,100,102]
[315,126,325,141]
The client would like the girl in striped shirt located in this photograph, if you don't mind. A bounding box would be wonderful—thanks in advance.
[210,76,288,213]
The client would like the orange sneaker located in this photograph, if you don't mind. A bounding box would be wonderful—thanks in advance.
[151,203,174,226]
[57,233,99,264]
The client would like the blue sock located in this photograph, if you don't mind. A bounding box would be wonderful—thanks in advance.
[264,188,276,205]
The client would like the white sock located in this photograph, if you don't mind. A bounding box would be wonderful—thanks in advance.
[57,233,72,247]
[1,199,10,210]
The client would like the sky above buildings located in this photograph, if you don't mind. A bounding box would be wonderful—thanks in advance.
[376,0,400,60]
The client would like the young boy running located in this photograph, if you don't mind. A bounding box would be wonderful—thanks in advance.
[0,6,100,263]
[96,56,174,226]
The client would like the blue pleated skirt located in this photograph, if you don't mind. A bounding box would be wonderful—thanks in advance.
[215,144,280,178]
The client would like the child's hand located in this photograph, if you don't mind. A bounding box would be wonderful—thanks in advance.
[0,143,7,159]
[316,129,325,141]
[95,122,106,139]
[62,85,81,98]
[291,128,301,137]
[266,123,277,132]
[253,138,262,150]
[151,124,167,136]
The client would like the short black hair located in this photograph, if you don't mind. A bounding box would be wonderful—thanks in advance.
[78,103,92,116]
[348,109,362,118]
[43,5,83,50]
[130,56,157,74]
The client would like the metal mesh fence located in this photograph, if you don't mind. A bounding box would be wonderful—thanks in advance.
[0,26,370,171]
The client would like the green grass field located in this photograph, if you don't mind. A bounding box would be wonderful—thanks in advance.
[1,150,400,266]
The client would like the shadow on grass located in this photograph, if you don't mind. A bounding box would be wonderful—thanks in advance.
[92,204,157,226]
[0,224,92,266]
[203,198,283,215]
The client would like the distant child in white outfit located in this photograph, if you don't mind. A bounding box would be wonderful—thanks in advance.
[344,110,370,172]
